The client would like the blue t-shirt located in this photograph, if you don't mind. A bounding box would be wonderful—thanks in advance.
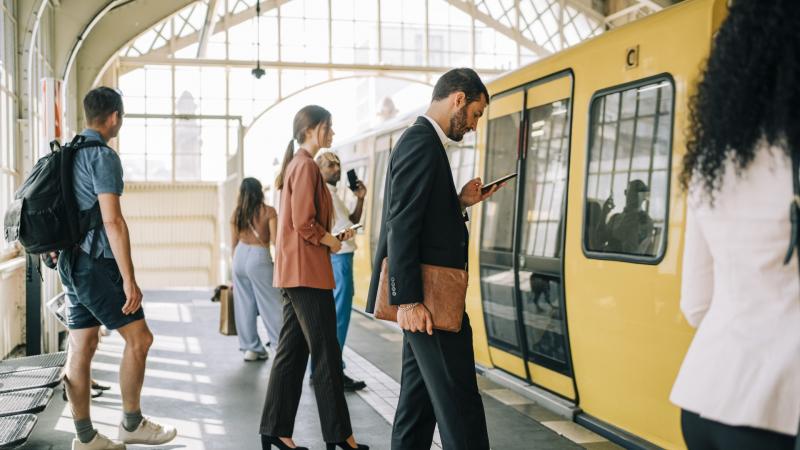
[74,129,124,258]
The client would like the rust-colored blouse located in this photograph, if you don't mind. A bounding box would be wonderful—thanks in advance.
[273,149,335,290]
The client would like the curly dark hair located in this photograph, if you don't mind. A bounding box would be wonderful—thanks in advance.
[680,0,800,199]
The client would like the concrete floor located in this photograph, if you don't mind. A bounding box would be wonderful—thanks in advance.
[19,290,616,450]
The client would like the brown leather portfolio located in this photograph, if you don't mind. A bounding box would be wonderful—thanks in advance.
[374,257,468,333]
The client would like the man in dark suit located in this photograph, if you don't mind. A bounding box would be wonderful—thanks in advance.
[366,68,500,450]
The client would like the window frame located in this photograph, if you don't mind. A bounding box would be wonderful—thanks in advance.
[581,73,676,265]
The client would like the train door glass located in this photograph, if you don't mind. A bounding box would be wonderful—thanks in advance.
[369,134,391,257]
[479,91,523,357]
[519,77,572,375]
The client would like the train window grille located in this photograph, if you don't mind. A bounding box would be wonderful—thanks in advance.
[583,79,674,262]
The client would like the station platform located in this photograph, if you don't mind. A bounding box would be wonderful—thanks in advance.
[18,290,621,450]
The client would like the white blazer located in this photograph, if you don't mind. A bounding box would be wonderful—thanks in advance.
[670,145,800,436]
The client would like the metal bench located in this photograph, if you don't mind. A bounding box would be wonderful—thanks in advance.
[0,414,37,449]
[0,352,66,375]
[0,368,62,395]
[0,389,54,418]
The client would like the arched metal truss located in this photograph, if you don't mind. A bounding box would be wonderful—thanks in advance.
[102,0,679,183]
[110,0,676,124]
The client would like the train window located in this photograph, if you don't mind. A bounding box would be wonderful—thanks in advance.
[369,134,392,256]
[446,133,476,190]
[583,78,673,261]
[481,113,520,253]
[521,99,570,259]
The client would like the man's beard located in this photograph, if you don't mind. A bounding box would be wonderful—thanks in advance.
[447,105,468,142]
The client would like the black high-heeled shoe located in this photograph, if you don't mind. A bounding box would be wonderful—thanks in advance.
[326,441,369,450]
[261,434,308,450]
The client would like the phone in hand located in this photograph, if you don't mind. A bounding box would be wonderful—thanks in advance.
[347,169,359,191]
[481,172,517,194]
[335,223,363,240]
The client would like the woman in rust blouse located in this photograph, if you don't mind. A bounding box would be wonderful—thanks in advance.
[259,105,367,450]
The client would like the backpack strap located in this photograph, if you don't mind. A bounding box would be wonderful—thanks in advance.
[66,135,109,257]
[57,133,110,153]
[73,140,108,151]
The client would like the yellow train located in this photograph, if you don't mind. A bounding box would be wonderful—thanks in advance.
[332,1,727,447]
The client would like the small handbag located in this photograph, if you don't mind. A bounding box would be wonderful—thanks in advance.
[373,257,468,333]
[218,286,237,336]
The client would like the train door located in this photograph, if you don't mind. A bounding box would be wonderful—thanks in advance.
[479,72,576,399]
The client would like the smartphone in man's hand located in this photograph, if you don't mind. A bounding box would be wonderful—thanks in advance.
[481,173,517,194]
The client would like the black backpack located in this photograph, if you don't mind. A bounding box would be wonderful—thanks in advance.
[4,134,104,254]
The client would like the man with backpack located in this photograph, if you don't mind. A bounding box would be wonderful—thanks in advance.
[56,87,177,449]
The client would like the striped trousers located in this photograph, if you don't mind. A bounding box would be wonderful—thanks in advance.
[259,287,352,443]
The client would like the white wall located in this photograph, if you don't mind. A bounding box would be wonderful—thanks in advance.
[0,260,26,358]
[122,182,220,289]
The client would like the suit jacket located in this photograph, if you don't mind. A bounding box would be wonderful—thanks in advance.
[273,149,336,290]
[366,117,469,312]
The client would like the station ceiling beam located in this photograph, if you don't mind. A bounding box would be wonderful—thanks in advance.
[444,0,551,57]
[143,0,291,59]
[196,0,220,58]
[118,56,506,76]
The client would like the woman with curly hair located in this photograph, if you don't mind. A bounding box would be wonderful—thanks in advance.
[670,1,800,449]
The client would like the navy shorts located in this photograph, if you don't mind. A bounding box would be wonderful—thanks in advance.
[58,249,145,330]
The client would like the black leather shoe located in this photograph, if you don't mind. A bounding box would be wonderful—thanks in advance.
[326,441,369,450]
[261,434,308,450]
[91,380,111,391]
[342,374,366,391]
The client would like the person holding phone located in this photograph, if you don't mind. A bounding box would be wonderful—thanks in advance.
[366,68,500,450]
[261,105,367,450]
[314,151,368,391]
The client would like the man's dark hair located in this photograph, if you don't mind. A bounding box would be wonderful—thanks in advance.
[83,87,123,124]
[431,68,489,105]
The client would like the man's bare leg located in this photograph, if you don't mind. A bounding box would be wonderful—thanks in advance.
[115,319,152,419]
[113,318,177,445]
[65,326,100,443]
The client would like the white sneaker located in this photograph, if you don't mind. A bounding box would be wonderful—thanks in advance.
[118,417,177,445]
[72,432,126,450]
[244,350,269,361]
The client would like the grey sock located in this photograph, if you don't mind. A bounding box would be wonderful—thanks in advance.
[74,418,97,443]
[123,409,143,432]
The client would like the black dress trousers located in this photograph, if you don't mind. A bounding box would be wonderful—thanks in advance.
[681,409,796,450]
[391,313,490,450]
[259,287,352,443]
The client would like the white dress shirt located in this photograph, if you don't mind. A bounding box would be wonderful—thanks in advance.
[670,145,800,435]
[422,114,450,149]
[327,183,356,254]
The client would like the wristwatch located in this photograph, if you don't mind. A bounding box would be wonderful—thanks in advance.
[398,302,420,311]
